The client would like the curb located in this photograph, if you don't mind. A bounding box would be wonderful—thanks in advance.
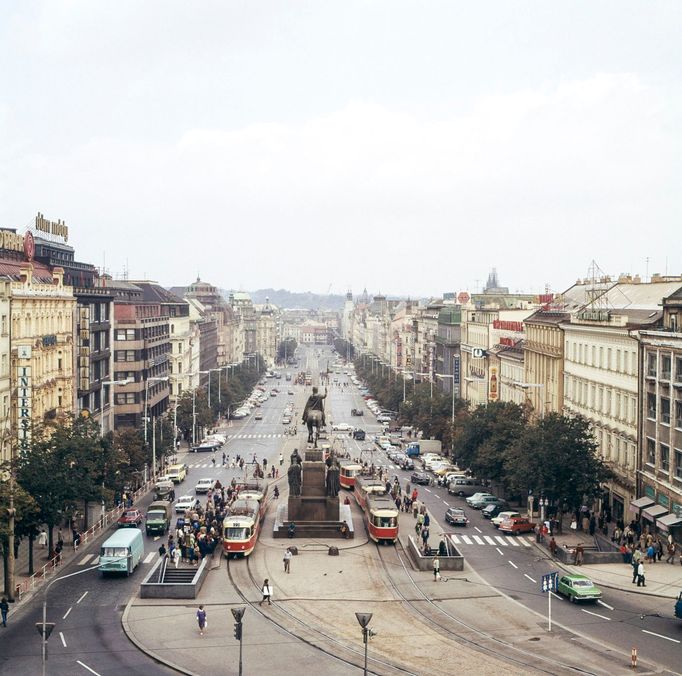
[121,596,198,676]
[529,540,679,601]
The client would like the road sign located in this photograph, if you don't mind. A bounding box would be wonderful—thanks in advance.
[472,348,485,359]
[35,622,55,639]
[541,572,558,593]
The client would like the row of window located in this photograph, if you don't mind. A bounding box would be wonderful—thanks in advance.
[646,393,682,428]
[565,375,638,424]
[645,438,682,480]
[566,340,637,375]
[594,428,636,470]
[646,352,682,382]
[114,346,171,363]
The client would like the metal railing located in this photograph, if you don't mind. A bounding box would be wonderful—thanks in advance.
[14,481,152,602]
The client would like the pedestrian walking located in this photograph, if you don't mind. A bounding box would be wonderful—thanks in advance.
[637,561,646,587]
[196,605,207,635]
[432,556,440,581]
[38,529,48,549]
[423,512,430,528]
[173,547,181,568]
[222,452,226,466]
[549,537,557,558]
[666,541,676,564]
[283,549,292,573]
[575,543,584,565]
[421,526,430,549]
[279,453,284,466]
[211,455,216,468]
[259,579,272,605]
[0,597,9,627]
[159,543,167,559]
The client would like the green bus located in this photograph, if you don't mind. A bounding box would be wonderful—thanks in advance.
[99,528,144,576]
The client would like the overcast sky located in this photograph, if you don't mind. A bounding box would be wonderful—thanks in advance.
[1,1,680,298]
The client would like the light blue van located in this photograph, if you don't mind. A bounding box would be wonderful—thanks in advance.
[99,528,144,575]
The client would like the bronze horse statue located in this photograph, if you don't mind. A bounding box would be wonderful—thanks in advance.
[305,410,323,447]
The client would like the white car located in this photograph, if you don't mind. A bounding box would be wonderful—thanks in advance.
[491,511,522,528]
[332,422,352,431]
[205,434,225,445]
[195,478,216,494]
[175,495,200,513]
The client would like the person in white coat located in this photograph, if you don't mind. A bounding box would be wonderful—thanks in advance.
[37,530,48,548]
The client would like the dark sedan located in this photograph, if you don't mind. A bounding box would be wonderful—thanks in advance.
[445,507,469,526]
[410,471,431,485]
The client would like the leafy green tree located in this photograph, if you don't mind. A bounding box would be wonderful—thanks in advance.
[277,338,298,363]
[175,389,215,442]
[505,413,613,524]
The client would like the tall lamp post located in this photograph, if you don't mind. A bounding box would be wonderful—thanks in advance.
[100,378,130,437]
[144,376,169,445]
[512,381,546,418]
[355,612,374,676]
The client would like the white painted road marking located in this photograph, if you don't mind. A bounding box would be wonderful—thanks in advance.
[483,536,496,545]
[520,538,531,547]
[143,552,155,564]
[461,535,472,545]
[495,547,504,556]
[581,609,610,621]
[597,600,614,611]
[524,574,537,583]
[62,607,72,620]
[641,629,680,643]
[425,488,432,493]
[59,631,67,647]
[473,535,484,545]
[76,591,88,604]
[450,535,461,544]
[494,536,508,546]
[77,661,103,676]
[442,500,449,506]
[78,554,94,565]
[507,537,520,547]
[550,591,563,601]
[508,560,518,569]
[474,526,482,533]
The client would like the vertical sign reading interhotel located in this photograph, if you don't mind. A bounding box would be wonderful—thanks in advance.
[17,345,32,447]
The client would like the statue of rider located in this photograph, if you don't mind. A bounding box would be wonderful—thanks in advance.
[302,386,327,427]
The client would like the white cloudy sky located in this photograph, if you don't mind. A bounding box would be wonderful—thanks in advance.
[1,1,680,297]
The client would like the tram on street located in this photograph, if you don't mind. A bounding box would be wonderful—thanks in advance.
[365,493,399,544]
[223,498,262,557]
[339,460,363,490]
[354,476,386,511]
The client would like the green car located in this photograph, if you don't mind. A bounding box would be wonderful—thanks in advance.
[557,574,602,603]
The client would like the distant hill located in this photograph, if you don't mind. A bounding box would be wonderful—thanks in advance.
[224,288,346,311]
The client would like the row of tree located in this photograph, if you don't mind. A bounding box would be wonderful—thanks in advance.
[351,349,612,518]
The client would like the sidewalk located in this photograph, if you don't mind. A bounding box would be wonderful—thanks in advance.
[534,523,682,600]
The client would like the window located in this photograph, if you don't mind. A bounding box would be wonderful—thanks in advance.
[115,392,136,405]
[660,443,670,472]
[605,389,611,415]
[647,393,657,420]
[599,346,604,368]
[661,397,671,425]
[607,348,612,370]
[661,355,671,381]
[647,352,657,377]
[623,351,629,374]
[675,449,682,480]
[616,349,621,372]
[646,438,656,465]
[615,393,622,420]
[676,356,682,383]
[676,400,682,429]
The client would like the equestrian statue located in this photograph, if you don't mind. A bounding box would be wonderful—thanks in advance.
[302,385,327,447]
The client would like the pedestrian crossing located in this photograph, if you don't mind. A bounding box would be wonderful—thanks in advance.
[223,433,289,440]
[449,533,534,548]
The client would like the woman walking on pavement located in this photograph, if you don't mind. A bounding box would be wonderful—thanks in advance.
[196,605,207,635]
[260,579,272,605]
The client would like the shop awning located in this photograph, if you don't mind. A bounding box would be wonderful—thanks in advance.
[642,504,668,520]
[656,513,682,532]
[629,496,654,513]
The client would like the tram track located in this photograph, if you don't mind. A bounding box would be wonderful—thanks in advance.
[225,554,416,676]
[375,543,600,676]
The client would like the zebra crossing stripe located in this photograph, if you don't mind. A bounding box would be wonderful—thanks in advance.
[461,535,473,545]
[472,535,484,545]
[143,553,155,564]
[78,554,94,565]
[450,535,461,544]
[483,535,496,545]
[507,537,520,547]
[494,536,508,546]
[520,538,531,547]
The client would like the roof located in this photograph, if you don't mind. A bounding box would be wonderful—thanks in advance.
[595,281,682,311]
[0,258,56,284]
[132,281,186,305]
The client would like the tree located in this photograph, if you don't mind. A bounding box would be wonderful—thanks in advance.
[504,413,613,523]
[175,389,215,442]
[277,338,297,363]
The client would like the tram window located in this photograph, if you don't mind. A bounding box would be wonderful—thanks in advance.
[226,527,249,539]
[375,517,394,528]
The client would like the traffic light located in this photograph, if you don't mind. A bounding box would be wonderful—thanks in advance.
[233,621,242,640]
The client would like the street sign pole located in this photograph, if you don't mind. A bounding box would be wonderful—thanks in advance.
[548,581,552,632]
[541,572,557,632]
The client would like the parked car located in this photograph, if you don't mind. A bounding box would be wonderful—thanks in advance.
[398,456,415,471]
[353,429,366,440]
[466,494,506,510]
[491,511,522,528]
[481,503,505,519]
[444,507,469,526]
[254,412,263,420]
[195,478,217,494]
[448,478,489,497]
[498,517,535,534]
[410,472,431,485]
[351,408,364,416]
[191,440,221,453]
[557,575,602,603]
[175,495,200,514]
[117,509,143,528]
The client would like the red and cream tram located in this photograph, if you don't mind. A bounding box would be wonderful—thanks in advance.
[354,476,399,543]
[223,483,269,557]
[339,460,363,490]
[354,476,386,512]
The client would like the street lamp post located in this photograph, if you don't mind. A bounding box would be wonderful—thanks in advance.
[144,376,169,445]
[100,379,130,437]
[512,381,546,418]
[355,612,373,676]
[435,374,456,423]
